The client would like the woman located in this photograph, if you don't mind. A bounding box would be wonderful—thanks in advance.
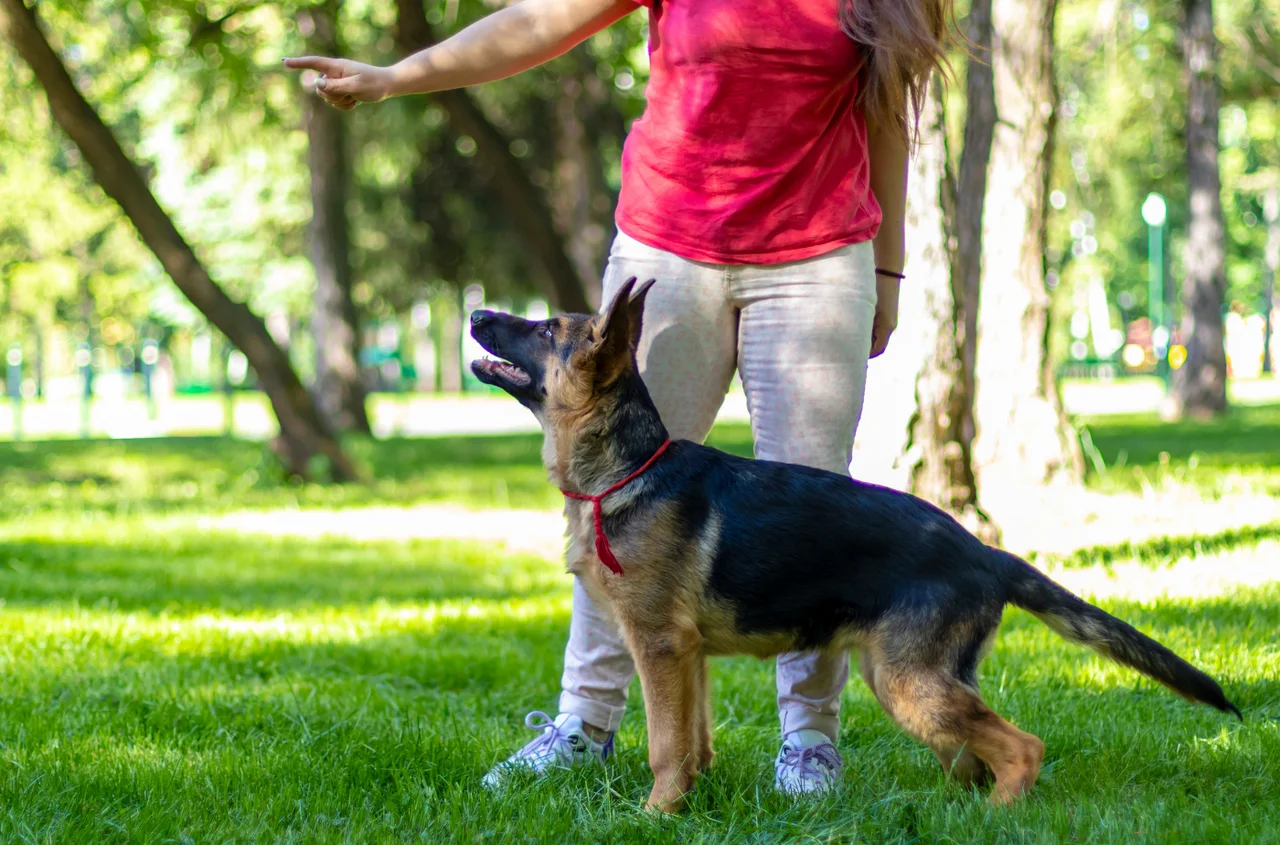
[286,0,951,795]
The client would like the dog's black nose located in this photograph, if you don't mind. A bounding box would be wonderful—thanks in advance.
[470,310,494,329]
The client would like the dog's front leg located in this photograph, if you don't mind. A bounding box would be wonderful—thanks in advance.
[690,653,715,774]
[632,635,700,813]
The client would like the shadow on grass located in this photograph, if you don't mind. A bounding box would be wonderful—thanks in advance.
[0,425,759,516]
[0,532,568,612]
[0,434,557,516]
[1,595,1259,756]
[0,433,550,480]
[1033,521,1280,568]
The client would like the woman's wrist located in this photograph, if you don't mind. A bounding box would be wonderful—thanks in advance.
[383,57,426,98]
[871,242,905,278]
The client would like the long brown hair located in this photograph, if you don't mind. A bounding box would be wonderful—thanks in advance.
[840,0,958,143]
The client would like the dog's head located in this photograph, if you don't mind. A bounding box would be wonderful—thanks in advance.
[469,277,656,419]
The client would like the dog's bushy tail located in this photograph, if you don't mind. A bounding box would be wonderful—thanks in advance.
[997,549,1241,719]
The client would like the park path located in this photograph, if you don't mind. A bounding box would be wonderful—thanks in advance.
[196,488,1280,604]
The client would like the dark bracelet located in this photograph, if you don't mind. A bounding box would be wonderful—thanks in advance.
[875,268,906,280]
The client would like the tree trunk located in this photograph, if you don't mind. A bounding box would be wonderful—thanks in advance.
[77,266,98,354]
[0,0,357,480]
[301,0,371,434]
[406,142,466,287]
[575,46,624,309]
[1173,0,1228,418]
[932,0,1000,543]
[1264,186,1278,375]
[549,46,618,309]
[975,0,1084,496]
[29,315,44,398]
[393,0,591,312]
[852,77,996,543]
[851,80,953,491]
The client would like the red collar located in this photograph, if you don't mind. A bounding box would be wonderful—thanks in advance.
[560,439,672,576]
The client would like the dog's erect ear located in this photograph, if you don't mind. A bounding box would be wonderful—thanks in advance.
[591,277,656,383]
[599,277,638,339]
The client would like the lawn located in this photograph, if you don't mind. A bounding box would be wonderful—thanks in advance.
[1078,401,1280,499]
[0,412,1277,843]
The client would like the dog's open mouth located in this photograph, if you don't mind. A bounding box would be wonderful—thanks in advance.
[474,356,532,388]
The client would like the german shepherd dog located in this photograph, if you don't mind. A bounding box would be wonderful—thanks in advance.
[469,278,1239,812]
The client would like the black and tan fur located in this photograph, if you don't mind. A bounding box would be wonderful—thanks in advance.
[470,278,1240,812]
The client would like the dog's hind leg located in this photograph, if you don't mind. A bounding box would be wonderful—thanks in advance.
[858,651,991,789]
[872,667,1043,805]
[630,624,702,813]
[690,652,715,774]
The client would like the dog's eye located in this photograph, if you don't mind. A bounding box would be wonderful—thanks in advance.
[541,325,554,339]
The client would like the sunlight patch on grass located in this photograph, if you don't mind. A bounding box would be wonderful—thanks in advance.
[186,503,569,559]
[0,594,573,648]
[1043,540,1280,599]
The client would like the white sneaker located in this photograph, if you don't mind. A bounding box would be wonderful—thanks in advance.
[774,729,843,794]
[481,711,614,790]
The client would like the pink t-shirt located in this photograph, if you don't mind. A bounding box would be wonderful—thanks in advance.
[616,0,881,265]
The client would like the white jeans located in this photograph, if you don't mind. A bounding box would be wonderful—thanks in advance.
[559,231,878,741]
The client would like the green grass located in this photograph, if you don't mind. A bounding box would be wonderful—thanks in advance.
[1078,402,1280,498]
[4,400,1275,519]
[0,417,1277,842]
[0,426,755,519]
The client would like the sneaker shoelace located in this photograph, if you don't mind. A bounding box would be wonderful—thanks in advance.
[520,711,615,761]
[780,742,843,781]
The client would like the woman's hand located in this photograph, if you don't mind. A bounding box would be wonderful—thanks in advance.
[282,57,394,111]
[870,274,900,358]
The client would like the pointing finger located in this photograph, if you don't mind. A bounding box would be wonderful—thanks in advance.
[282,56,344,76]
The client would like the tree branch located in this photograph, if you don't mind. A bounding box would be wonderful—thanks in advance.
[0,0,358,479]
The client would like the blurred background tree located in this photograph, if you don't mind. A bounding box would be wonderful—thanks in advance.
[0,0,357,479]
[300,0,370,434]
[2,0,1277,511]
[1050,0,1278,392]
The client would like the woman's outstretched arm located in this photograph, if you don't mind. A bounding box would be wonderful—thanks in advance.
[284,0,637,110]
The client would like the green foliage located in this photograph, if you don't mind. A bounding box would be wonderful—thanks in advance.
[336,0,651,314]
[9,0,1274,371]
[2,0,652,339]
[1052,0,1280,331]
[0,29,158,341]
